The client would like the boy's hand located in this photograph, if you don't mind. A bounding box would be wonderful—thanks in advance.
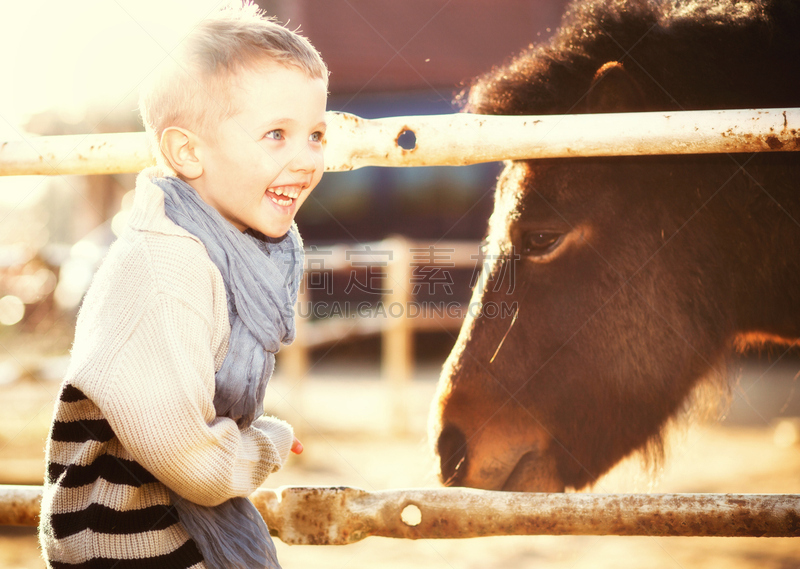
[291,436,303,455]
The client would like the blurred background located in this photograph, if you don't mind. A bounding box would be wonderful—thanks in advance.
[1,1,798,568]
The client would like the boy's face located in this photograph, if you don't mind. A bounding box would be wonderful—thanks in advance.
[189,61,327,237]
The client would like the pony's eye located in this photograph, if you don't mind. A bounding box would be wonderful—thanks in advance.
[521,231,564,256]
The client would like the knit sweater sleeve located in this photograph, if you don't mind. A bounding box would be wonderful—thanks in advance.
[98,290,293,508]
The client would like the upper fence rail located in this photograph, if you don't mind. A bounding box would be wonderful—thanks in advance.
[1,108,798,177]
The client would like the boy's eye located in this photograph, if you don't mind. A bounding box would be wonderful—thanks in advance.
[309,131,324,143]
[265,130,283,140]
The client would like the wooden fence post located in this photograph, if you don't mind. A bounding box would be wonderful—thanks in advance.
[381,236,413,436]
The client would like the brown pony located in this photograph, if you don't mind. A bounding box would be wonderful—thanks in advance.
[430,0,800,492]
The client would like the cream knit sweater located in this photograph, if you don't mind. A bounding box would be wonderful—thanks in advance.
[39,168,294,569]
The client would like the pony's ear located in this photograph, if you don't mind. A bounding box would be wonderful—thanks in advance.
[586,61,645,112]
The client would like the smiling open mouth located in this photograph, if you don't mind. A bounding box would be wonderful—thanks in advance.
[267,186,302,207]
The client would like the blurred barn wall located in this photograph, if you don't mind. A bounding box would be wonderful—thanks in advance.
[260,0,568,93]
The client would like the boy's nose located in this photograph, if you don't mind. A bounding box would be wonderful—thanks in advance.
[288,142,319,173]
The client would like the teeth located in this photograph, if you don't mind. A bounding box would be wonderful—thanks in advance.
[269,195,293,206]
[271,186,300,199]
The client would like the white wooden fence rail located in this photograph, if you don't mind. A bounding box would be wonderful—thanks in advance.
[0,108,797,176]
[2,485,799,540]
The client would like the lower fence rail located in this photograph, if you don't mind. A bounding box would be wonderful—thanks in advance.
[3,485,798,543]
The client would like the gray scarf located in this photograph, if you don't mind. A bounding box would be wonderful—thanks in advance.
[155,176,303,569]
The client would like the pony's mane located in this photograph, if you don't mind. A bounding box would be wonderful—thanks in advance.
[463,0,799,116]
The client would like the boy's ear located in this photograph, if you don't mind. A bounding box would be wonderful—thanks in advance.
[586,61,645,112]
[160,127,203,179]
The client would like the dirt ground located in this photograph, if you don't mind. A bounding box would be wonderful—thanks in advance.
[1,358,799,569]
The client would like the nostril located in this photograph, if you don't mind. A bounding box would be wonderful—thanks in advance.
[437,424,468,486]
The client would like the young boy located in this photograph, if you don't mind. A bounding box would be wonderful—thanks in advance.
[39,4,327,568]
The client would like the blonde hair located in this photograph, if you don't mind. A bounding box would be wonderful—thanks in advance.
[139,1,328,167]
